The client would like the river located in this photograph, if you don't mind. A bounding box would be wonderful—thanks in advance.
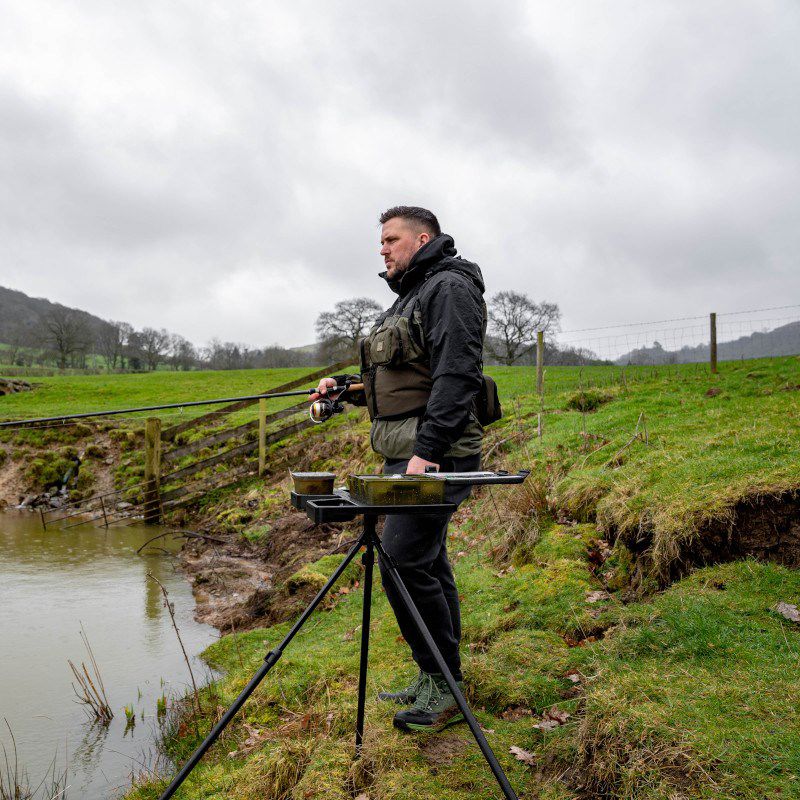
[0,511,218,799]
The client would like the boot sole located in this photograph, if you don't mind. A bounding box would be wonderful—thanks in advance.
[393,712,465,733]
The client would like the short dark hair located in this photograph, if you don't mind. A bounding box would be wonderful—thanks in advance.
[379,206,441,238]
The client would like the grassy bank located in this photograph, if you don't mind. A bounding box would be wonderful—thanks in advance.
[108,355,800,799]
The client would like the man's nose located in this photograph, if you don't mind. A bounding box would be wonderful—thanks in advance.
[380,244,390,255]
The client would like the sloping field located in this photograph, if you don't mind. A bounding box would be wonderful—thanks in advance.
[0,367,318,426]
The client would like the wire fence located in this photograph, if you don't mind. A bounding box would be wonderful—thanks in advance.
[550,304,800,365]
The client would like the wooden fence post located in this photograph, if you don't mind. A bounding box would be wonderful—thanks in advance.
[710,312,718,374]
[144,417,162,523]
[258,398,267,476]
[536,331,544,397]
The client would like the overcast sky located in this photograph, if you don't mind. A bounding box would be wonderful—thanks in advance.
[1,1,798,349]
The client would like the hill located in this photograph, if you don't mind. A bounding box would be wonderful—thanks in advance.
[0,285,113,349]
[617,319,800,365]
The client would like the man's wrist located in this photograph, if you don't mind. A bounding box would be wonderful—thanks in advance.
[413,441,443,463]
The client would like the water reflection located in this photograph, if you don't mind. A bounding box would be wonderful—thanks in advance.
[0,511,218,800]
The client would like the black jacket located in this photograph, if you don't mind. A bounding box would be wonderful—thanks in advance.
[380,234,485,462]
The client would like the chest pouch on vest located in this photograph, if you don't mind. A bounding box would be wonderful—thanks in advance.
[365,312,425,369]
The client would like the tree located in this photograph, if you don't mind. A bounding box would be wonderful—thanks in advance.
[40,307,91,369]
[315,297,382,361]
[486,291,561,366]
[97,320,133,371]
[138,327,171,371]
[168,334,197,371]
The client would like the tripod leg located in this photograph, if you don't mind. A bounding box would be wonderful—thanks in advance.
[373,538,520,800]
[157,533,367,800]
[355,515,376,752]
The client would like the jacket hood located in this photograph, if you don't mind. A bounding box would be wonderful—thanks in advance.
[380,234,485,296]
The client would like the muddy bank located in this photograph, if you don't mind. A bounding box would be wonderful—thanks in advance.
[180,508,356,631]
[0,424,126,510]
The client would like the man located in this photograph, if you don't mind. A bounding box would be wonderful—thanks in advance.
[315,206,485,732]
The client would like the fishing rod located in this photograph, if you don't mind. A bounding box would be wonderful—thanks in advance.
[0,382,363,429]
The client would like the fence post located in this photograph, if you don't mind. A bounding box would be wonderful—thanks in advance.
[536,331,544,397]
[258,398,267,476]
[709,312,718,374]
[144,417,162,523]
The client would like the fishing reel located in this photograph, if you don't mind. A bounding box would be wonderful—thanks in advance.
[309,396,346,424]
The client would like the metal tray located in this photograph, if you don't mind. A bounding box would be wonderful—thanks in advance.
[347,474,446,505]
[291,490,457,523]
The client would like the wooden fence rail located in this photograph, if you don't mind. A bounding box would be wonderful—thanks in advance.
[160,360,350,442]
[161,401,306,464]
[141,361,355,520]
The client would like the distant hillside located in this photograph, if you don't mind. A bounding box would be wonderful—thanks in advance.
[0,285,112,347]
[616,320,800,365]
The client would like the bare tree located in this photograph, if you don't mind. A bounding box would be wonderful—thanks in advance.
[97,320,132,371]
[315,297,382,361]
[486,291,561,366]
[40,307,91,369]
[169,334,197,371]
[139,327,171,371]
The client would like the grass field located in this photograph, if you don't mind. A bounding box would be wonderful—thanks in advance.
[98,355,800,799]
[0,366,324,428]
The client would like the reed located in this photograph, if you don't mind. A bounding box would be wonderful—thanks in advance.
[67,625,113,724]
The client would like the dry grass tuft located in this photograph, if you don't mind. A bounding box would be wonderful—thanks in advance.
[238,737,314,800]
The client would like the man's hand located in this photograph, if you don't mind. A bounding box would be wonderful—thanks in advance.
[406,455,440,475]
[310,377,337,402]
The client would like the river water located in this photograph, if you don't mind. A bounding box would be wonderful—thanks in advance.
[0,511,218,799]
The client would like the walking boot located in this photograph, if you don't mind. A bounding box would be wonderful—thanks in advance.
[377,670,422,705]
[392,672,465,733]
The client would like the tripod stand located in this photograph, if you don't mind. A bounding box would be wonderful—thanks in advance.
[158,492,520,800]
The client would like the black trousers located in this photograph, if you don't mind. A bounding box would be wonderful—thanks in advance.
[379,453,481,681]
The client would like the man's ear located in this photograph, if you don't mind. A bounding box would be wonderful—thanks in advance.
[417,232,430,248]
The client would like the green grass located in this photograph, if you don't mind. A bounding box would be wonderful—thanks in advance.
[514,356,800,583]
[0,367,323,426]
[123,532,800,799]
[575,561,800,799]
[124,523,597,800]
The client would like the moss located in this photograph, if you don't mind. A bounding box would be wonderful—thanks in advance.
[286,554,361,595]
[75,465,95,492]
[22,448,78,490]
[84,443,107,459]
[215,507,254,533]
[109,428,137,450]
[242,523,271,544]
[603,542,634,591]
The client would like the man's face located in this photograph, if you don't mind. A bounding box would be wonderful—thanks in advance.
[380,217,430,280]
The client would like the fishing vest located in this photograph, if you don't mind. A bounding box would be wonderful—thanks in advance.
[359,283,489,422]
[360,289,431,421]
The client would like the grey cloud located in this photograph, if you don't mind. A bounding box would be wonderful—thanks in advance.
[0,0,798,347]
